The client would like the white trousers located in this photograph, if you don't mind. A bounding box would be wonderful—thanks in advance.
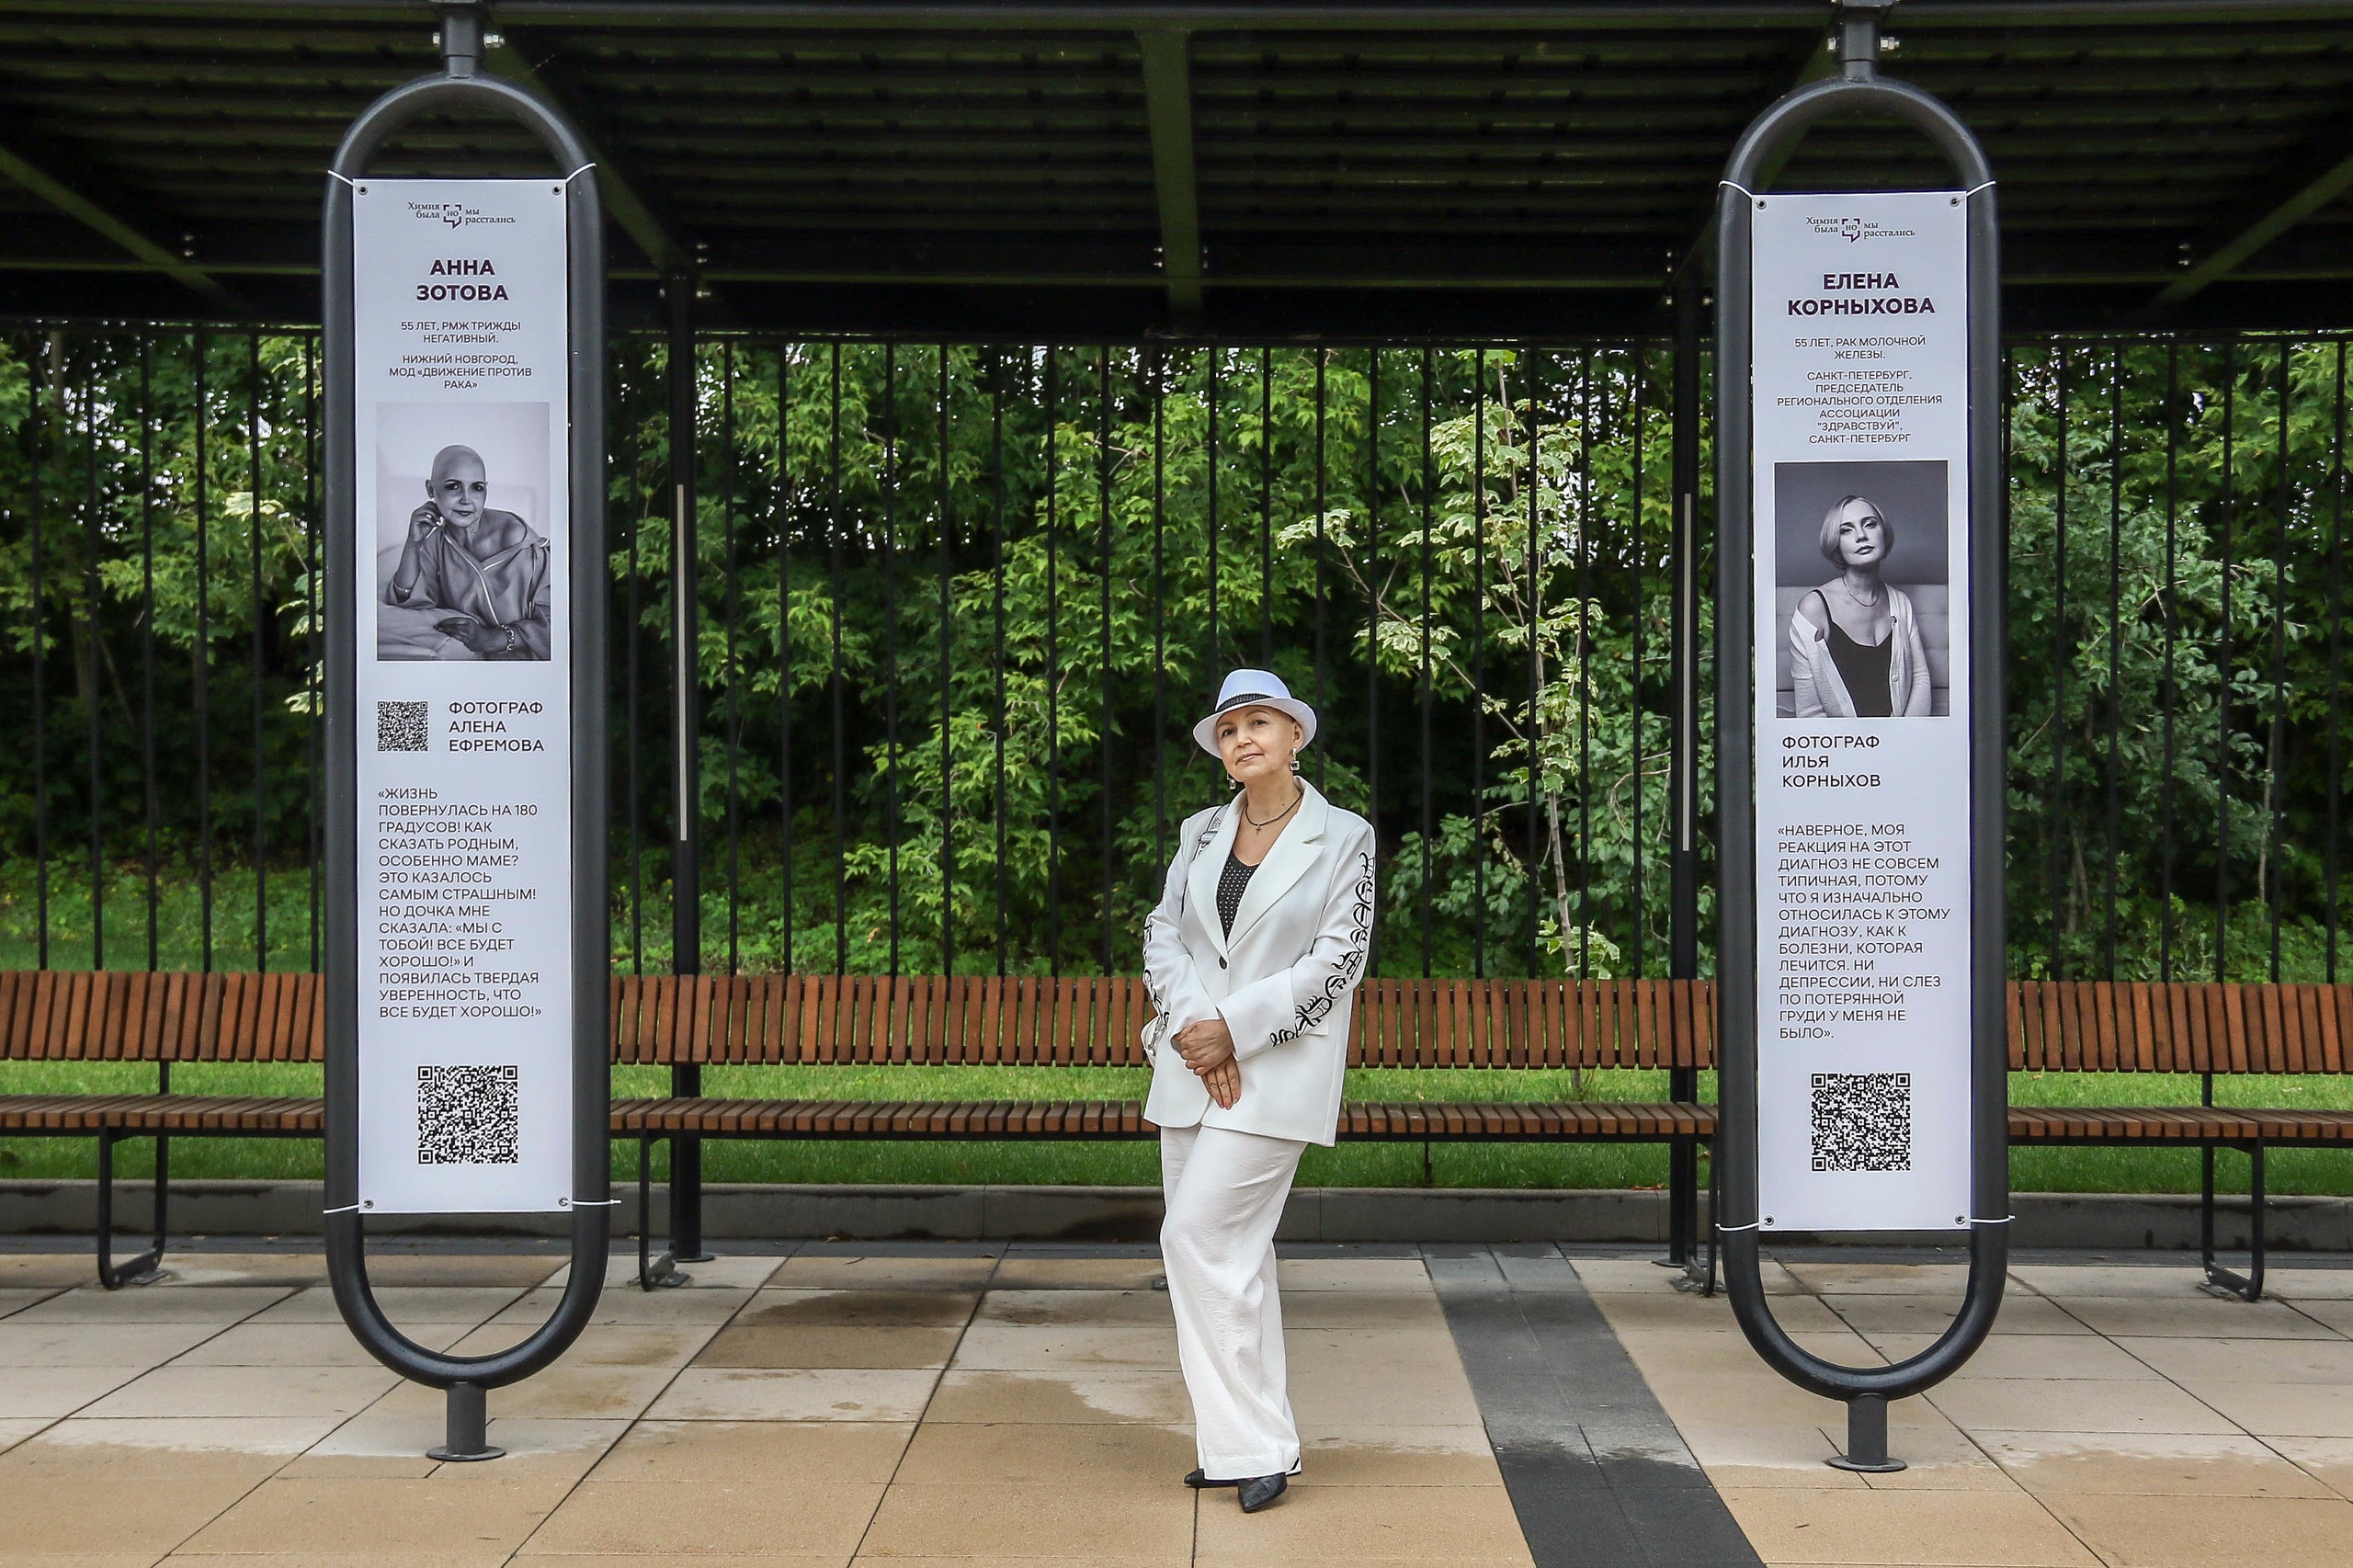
[1159,1122,1307,1480]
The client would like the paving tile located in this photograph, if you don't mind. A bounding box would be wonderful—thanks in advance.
[2259,1268,2353,1301]
[2183,1381,2353,1438]
[1825,1292,2094,1337]
[972,1290,1168,1327]
[1978,1431,2339,1497]
[2273,1297,2353,1335]
[444,1322,714,1369]
[740,1289,981,1329]
[949,1322,1177,1373]
[7,1288,289,1325]
[644,1367,938,1422]
[1834,1411,2016,1492]
[1294,1424,1506,1486]
[2112,1334,2353,1387]
[1,1416,336,1476]
[1676,1419,1857,1484]
[1287,1345,1482,1428]
[138,1256,329,1290]
[0,1474,256,1555]
[165,1322,469,1368]
[1277,1257,1430,1291]
[1867,1333,2160,1381]
[698,1324,964,1369]
[923,1369,1192,1426]
[767,1256,1001,1293]
[1569,1253,1809,1297]
[291,1414,626,1483]
[1716,1485,2100,1565]
[2046,1491,2353,1568]
[1926,1376,2238,1437]
[248,1285,526,1325]
[490,1283,754,1327]
[589,1419,913,1484]
[857,1481,1192,1561]
[1586,1287,1848,1335]
[545,1253,783,1291]
[1784,1262,1973,1297]
[892,1418,1192,1484]
[77,1365,395,1422]
[988,1258,1166,1292]
[176,1473,573,1558]
[0,1256,98,1290]
[0,1416,49,1453]
[522,1477,885,1556]
[2262,1435,2353,1496]
[1191,1478,1533,1562]
[370,1360,679,1422]
[2007,1266,2211,1300]
[1275,1289,1445,1331]
[0,1365,153,1419]
[2057,1296,2340,1340]
[0,1322,222,1369]
[360,1253,566,1288]
[0,1289,67,1321]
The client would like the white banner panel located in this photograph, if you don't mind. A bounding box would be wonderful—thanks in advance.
[1749,189,1973,1233]
[351,178,574,1213]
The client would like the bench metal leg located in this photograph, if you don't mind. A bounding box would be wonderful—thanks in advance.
[2200,1141,2267,1302]
[1674,1136,1719,1296]
[636,1133,687,1292]
[96,1130,168,1290]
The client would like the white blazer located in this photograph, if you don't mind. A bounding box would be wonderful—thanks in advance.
[1142,780,1377,1147]
[1789,585,1934,718]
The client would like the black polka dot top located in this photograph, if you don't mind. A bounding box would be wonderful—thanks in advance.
[1217,851,1258,937]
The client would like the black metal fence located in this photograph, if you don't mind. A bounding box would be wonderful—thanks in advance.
[1,326,2345,985]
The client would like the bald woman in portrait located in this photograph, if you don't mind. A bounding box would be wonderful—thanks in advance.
[383,443,552,661]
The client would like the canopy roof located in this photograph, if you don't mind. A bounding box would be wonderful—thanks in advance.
[2,0,2348,335]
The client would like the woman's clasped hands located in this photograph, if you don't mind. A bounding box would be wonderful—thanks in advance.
[1174,1017,1243,1109]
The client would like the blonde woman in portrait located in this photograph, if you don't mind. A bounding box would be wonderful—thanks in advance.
[1789,493,1933,718]
[1142,669,1377,1516]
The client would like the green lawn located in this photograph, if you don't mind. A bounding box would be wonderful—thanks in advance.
[2,1059,2343,1196]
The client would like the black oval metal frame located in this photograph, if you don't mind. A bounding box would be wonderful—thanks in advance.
[1711,5,2010,1473]
[320,13,610,1462]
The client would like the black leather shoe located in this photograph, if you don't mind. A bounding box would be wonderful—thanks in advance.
[1237,1473,1288,1513]
[1184,1470,1239,1489]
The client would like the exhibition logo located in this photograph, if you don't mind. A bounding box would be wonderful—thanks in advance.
[402,200,517,229]
[1808,215,1915,244]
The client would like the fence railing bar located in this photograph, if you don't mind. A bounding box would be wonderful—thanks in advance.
[883,341,901,977]
[1097,345,1113,971]
[247,332,266,972]
[991,349,1007,977]
[2329,341,2347,984]
[2105,344,2125,980]
[778,342,794,976]
[2217,337,2235,983]
[939,341,956,980]
[1472,347,1487,980]
[1419,346,1435,980]
[829,343,847,977]
[2269,344,2290,984]
[1631,338,1647,980]
[722,340,742,976]
[81,358,103,971]
[1046,347,1062,977]
[2161,341,2179,983]
[194,331,210,973]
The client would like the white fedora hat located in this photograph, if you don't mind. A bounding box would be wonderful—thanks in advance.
[1193,668,1318,756]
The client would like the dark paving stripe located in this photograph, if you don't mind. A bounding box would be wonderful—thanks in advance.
[1427,1244,1762,1568]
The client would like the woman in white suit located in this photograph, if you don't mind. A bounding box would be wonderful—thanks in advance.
[1143,668,1377,1516]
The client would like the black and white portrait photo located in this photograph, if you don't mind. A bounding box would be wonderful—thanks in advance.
[1772,460,1950,718]
[374,403,555,662]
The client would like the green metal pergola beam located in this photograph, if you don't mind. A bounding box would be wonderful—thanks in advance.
[2145,117,2353,313]
[1138,28,1201,316]
[484,28,689,276]
[0,135,240,311]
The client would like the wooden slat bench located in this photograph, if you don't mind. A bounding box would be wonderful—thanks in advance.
[4,969,2347,1299]
[2003,979,2353,1298]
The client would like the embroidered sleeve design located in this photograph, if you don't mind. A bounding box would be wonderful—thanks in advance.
[1268,847,1374,1047]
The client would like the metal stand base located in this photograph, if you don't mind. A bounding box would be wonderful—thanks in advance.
[1826,1393,1906,1473]
[427,1381,505,1463]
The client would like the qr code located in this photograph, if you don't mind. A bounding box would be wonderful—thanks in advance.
[416,1064,520,1165]
[377,700,429,752]
[1810,1072,1912,1172]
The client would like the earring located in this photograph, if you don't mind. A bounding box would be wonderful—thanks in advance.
[1289,754,1302,775]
